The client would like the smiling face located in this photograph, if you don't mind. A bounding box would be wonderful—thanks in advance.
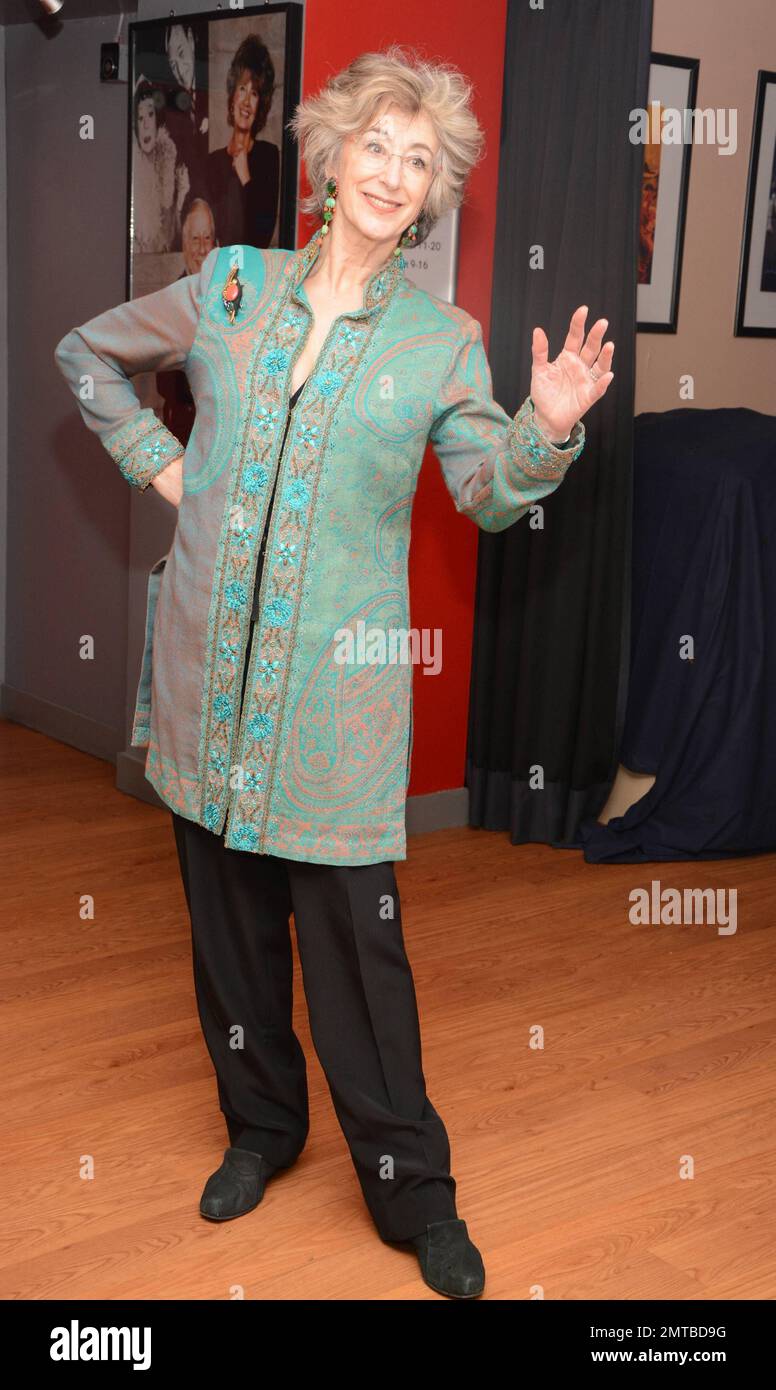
[167,25,195,91]
[231,69,260,134]
[331,102,439,248]
[136,97,158,154]
[182,201,216,274]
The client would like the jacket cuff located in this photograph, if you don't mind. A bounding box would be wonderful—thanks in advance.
[508,395,585,480]
[103,407,185,491]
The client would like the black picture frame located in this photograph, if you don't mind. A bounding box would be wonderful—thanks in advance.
[734,69,776,338]
[637,53,699,335]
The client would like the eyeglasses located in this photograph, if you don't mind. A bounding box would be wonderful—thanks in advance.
[353,132,436,181]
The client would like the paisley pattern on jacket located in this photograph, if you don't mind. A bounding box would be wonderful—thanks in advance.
[53,229,585,865]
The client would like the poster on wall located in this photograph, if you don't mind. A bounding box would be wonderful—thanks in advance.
[636,53,699,334]
[735,69,776,337]
[126,3,302,443]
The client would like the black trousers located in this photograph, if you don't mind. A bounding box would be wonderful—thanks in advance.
[170,810,458,1241]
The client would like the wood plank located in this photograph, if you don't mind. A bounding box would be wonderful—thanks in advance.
[2,719,775,1299]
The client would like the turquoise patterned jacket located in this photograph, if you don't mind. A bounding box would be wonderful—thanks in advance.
[54,229,585,865]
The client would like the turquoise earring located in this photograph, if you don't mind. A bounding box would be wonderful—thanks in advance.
[396,222,418,252]
[321,178,337,235]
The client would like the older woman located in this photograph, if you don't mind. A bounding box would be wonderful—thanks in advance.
[54,45,613,1299]
[206,33,280,248]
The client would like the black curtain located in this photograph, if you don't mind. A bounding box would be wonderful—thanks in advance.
[466,0,653,846]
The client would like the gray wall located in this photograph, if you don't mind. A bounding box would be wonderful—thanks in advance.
[5,10,141,763]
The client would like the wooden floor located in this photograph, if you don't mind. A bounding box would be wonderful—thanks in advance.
[3,718,776,1301]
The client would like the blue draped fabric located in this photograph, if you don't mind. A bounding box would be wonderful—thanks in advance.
[578,406,776,862]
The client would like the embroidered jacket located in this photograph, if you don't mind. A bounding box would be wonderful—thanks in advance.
[54,229,585,865]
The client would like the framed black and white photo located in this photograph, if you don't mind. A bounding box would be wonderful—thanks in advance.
[637,53,699,334]
[125,4,302,449]
[126,3,302,302]
[735,69,776,337]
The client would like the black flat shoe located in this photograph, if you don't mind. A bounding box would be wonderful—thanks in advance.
[199,1146,281,1221]
[405,1218,486,1298]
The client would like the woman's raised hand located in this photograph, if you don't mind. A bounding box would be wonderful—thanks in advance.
[530,306,614,443]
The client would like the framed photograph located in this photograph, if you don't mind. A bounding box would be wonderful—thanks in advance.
[126,3,302,299]
[735,69,776,337]
[637,53,699,334]
[125,3,302,447]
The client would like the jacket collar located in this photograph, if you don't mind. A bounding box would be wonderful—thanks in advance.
[288,226,405,317]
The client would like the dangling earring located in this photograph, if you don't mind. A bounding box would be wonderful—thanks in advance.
[321,177,337,235]
[394,217,420,260]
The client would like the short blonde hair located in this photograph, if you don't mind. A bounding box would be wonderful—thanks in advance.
[287,44,485,245]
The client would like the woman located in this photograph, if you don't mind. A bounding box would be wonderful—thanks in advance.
[132,77,190,254]
[54,46,613,1299]
[206,34,280,248]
